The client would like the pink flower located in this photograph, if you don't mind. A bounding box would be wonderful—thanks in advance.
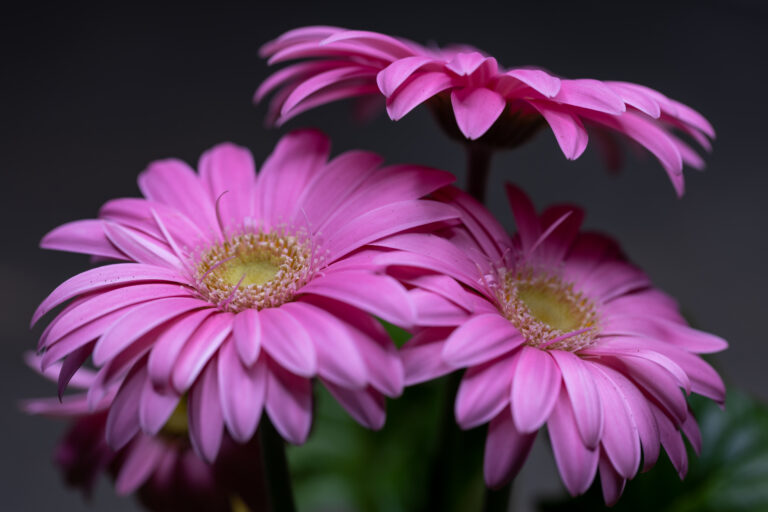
[30,129,457,461]
[375,185,727,505]
[258,26,714,196]
[23,355,267,511]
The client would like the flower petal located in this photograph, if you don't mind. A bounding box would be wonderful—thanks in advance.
[551,351,604,449]
[265,363,313,444]
[511,346,562,433]
[547,388,600,496]
[187,357,224,462]
[451,87,506,140]
[218,339,267,443]
[484,407,537,488]
[259,307,317,378]
[443,314,523,367]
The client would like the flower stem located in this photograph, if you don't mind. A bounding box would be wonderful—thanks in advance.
[465,144,493,203]
[259,417,296,512]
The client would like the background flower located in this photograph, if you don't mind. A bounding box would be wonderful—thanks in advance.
[30,129,457,461]
[258,26,713,195]
[23,353,268,512]
[379,185,727,504]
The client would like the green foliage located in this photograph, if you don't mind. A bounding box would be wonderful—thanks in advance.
[539,391,768,512]
[287,375,488,512]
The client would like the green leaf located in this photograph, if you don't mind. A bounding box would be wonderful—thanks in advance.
[539,390,768,512]
[287,376,487,512]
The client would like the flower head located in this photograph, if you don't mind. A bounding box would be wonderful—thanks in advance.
[258,26,714,196]
[23,355,267,511]
[30,130,457,461]
[379,185,727,505]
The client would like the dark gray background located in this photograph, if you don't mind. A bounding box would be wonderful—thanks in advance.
[2,1,766,510]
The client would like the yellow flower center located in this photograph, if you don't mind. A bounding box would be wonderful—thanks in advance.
[194,229,320,313]
[499,269,598,351]
[161,399,189,437]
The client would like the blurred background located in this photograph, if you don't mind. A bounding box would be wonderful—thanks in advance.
[2,1,767,510]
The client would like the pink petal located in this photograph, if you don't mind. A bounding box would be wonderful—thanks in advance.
[386,71,454,120]
[483,408,537,488]
[99,198,205,250]
[275,83,381,126]
[295,150,383,228]
[198,142,256,229]
[377,56,436,96]
[93,296,208,366]
[103,223,181,269]
[433,186,512,262]
[372,232,483,289]
[44,283,193,348]
[682,407,702,455]
[324,199,458,261]
[550,351,604,449]
[148,309,214,391]
[321,30,416,59]
[400,328,455,386]
[595,365,660,472]
[301,271,415,327]
[41,219,126,260]
[171,312,234,393]
[40,307,134,369]
[554,79,626,115]
[265,363,313,444]
[547,388,600,496]
[115,435,164,494]
[106,364,145,450]
[283,301,367,389]
[599,454,627,507]
[455,353,516,429]
[258,306,316,378]
[506,68,561,98]
[606,81,661,118]
[323,381,386,430]
[187,357,224,462]
[529,101,589,160]
[138,376,180,435]
[281,66,376,116]
[443,313,523,367]
[591,368,641,479]
[256,129,330,228]
[505,183,542,251]
[650,402,688,478]
[233,309,261,367]
[410,288,470,326]
[610,356,687,425]
[138,158,220,237]
[583,110,685,196]
[450,87,506,139]
[320,164,455,233]
[32,263,187,327]
[57,342,94,399]
[600,315,728,354]
[218,339,267,443]
[511,347,562,433]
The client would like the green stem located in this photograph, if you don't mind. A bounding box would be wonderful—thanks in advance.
[425,373,463,511]
[466,144,493,203]
[259,417,296,512]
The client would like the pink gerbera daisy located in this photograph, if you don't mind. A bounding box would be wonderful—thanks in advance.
[257,26,714,196]
[23,353,267,512]
[30,129,457,461]
[375,185,727,505]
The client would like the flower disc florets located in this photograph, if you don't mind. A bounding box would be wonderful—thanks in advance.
[496,268,598,351]
[194,228,321,313]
